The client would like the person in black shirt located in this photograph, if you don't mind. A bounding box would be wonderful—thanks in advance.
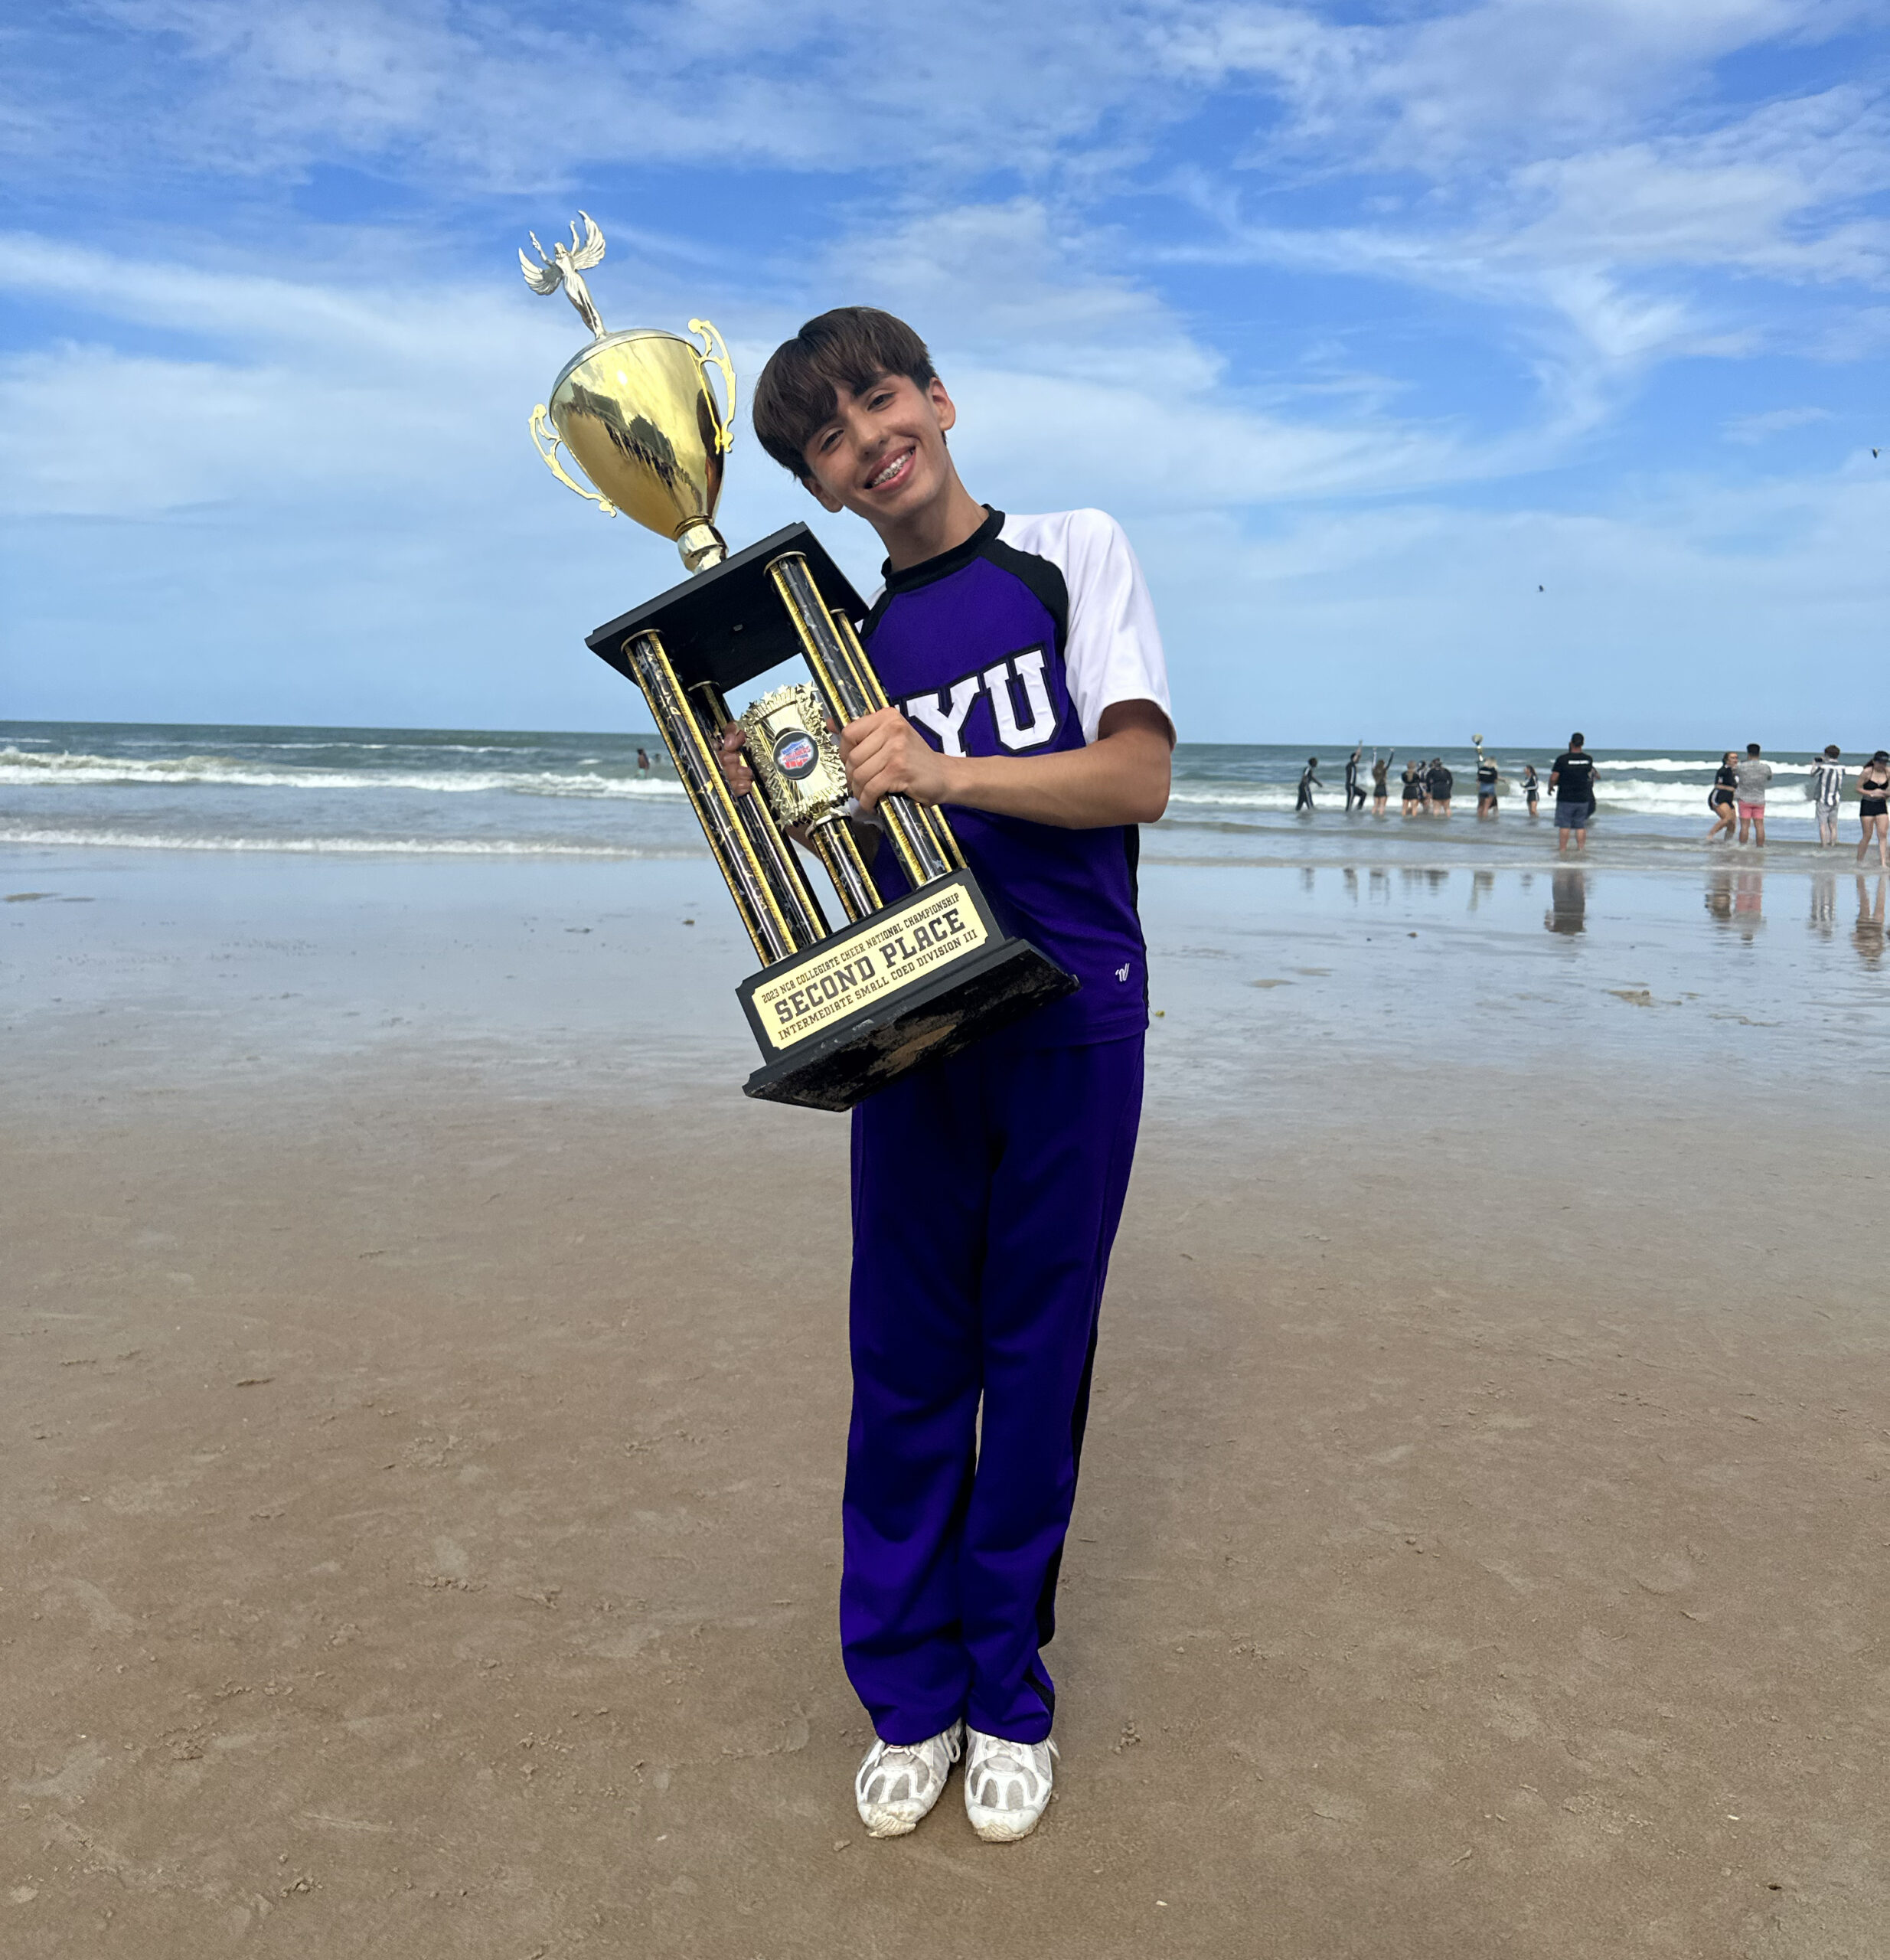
[1401,763,1422,815]
[1520,762,1539,815]
[1476,753,1499,818]
[1426,757,1453,814]
[1371,754,1391,815]
[1704,749,1738,843]
[1296,756,1321,813]
[1549,733,1597,853]
[1343,747,1366,814]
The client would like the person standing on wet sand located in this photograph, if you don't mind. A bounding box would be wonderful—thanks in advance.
[1811,746,1845,847]
[1735,742,1773,846]
[736,306,1173,1846]
[1297,757,1321,813]
[1858,750,1890,867]
[1706,750,1738,842]
[1549,733,1596,853]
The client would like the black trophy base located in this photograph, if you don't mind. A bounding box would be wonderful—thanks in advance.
[742,934,1075,1112]
[735,868,1076,1112]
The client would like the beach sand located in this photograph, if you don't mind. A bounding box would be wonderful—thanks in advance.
[3,849,1885,1958]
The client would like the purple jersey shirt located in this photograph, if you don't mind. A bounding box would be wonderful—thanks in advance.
[861,506,1170,1047]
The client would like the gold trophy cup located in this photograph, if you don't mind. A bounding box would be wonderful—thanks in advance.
[521,216,1075,1110]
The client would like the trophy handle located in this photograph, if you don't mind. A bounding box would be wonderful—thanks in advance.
[529,404,616,515]
[688,318,737,455]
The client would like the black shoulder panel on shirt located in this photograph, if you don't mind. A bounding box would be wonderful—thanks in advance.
[875,507,1005,600]
[981,534,1071,662]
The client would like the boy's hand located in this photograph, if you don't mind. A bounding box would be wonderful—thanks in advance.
[841,706,953,813]
[716,721,755,797]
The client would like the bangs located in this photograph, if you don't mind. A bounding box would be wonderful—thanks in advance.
[752,307,936,479]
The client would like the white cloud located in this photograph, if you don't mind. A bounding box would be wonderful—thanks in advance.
[56,0,1197,184]
[1190,0,1883,170]
[0,213,1496,527]
[1722,403,1834,439]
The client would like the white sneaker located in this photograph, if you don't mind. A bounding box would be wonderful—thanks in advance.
[854,1721,964,1838]
[963,1727,1058,1842]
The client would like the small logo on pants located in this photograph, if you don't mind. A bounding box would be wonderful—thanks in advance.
[1115,963,1131,982]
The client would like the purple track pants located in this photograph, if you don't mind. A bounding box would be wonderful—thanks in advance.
[841,1033,1144,1745]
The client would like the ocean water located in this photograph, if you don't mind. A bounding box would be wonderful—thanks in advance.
[5,723,1883,1100]
[0,721,1863,867]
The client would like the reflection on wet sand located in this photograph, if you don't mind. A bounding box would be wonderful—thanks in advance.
[1546,867,1586,935]
[1705,867,1764,940]
[1810,872,1836,938]
[1855,874,1886,964]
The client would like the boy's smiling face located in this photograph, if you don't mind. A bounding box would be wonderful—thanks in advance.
[799,371,961,527]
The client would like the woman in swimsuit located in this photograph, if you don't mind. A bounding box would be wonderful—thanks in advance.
[1401,765,1422,815]
[1858,749,1890,867]
[1520,763,1539,815]
[1705,750,1738,844]
[1372,756,1390,815]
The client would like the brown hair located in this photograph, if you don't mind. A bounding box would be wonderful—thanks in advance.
[752,307,937,480]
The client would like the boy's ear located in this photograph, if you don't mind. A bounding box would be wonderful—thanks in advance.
[801,470,847,515]
[926,375,957,435]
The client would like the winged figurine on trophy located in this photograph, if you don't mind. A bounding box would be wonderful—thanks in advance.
[518,212,609,338]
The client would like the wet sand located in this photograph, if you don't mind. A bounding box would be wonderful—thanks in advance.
[3,852,1886,1958]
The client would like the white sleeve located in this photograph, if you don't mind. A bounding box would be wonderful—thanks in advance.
[1003,510,1173,746]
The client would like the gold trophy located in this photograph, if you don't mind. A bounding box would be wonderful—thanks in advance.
[521,215,1075,1110]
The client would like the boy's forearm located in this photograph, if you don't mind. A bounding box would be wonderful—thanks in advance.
[932,728,1171,830]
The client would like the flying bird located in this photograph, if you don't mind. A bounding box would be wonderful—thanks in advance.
[521,212,608,338]
[1538,584,1545,591]
[1875,447,1881,458]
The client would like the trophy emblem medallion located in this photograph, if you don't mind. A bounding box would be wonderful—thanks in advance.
[521,215,1076,1111]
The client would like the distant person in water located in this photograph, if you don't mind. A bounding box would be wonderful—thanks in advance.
[1858,750,1890,867]
[1520,763,1539,815]
[1344,748,1367,814]
[1475,753,1499,818]
[1811,745,1845,847]
[1705,750,1738,843]
[1297,756,1321,813]
[1549,733,1596,853]
[1371,754,1390,815]
[1735,742,1773,847]
[1401,763,1422,815]
[1426,756,1453,815]
[636,746,651,773]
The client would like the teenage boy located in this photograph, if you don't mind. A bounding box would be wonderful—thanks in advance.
[731,309,1173,1844]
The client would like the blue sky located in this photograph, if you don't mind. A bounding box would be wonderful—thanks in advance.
[2,1,1886,746]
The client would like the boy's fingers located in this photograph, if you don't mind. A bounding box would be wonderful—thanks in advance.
[839,705,901,760]
[714,723,756,792]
